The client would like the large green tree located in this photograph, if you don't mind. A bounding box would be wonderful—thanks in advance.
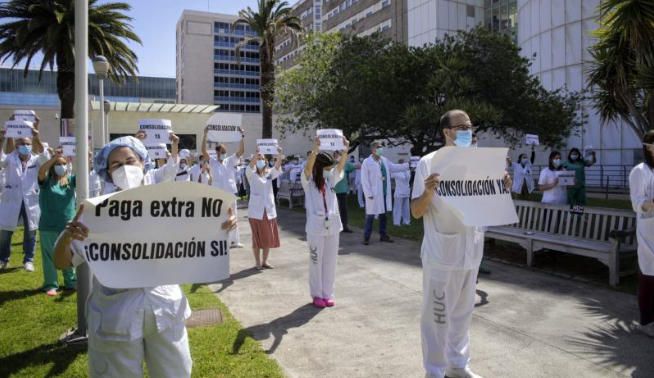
[0,0,141,120]
[234,0,302,138]
[588,0,654,140]
[276,28,581,154]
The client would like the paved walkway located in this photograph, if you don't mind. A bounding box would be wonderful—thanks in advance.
[209,208,653,378]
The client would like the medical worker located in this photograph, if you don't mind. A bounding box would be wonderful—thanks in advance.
[361,141,409,245]
[509,148,535,200]
[0,118,46,271]
[629,130,654,338]
[175,149,192,182]
[53,136,237,377]
[392,159,411,226]
[411,110,510,378]
[563,147,596,207]
[332,150,355,233]
[38,148,76,295]
[189,155,211,184]
[302,137,349,308]
[246,148,283,270]
[202,126,245,248]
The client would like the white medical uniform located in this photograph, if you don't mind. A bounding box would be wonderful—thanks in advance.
[538,168,567,205]
[355,167,364,208]
[246,166,282,220]
[361,156,409,215]
[511,161,534,194]
[209,155,240,245]
[188,164,210,184]
[392,170,411,226]
[175,166,191,182]
[89,169,103,198]
[629,163,654,276]
[301,168,343,300]
[0,150,46,232]
[412,151,484,378]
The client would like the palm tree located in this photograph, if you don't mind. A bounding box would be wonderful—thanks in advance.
[234,0,302,138]
[0,0,141,120]
[587,0,654,139]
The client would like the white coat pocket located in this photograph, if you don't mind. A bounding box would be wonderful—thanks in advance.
[425,231,464,267]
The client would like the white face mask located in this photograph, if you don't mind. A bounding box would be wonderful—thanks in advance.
[111,164,144,190]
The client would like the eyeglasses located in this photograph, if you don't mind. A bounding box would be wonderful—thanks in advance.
[450,123,473,131]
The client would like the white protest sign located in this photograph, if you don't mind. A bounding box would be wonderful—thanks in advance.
[146,144,168,160]
[60,136,76,157]
[13,110,36,122]
[317,129,344,151]
[138,119,172,146]
[4,120,33,138]
[525,134,540,145]
[410,156,421,168]
[257,139,278,155]
[79,181,236,288]
[556,171,576,186]
[430,147,518,227]
[206,113,243,143]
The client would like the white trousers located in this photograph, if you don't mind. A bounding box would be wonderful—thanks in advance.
[307,233,340,299]
[393,196,411,226]
[421,266,478,378]
[88,310,192,378]
[230,202,240,245]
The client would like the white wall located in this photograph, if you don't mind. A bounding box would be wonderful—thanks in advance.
[408,0,483,46]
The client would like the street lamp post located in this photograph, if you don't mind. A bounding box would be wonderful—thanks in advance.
[104,100,111,142]
[92,56,110,145]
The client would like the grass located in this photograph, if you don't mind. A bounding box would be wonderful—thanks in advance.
[0,228,284,378]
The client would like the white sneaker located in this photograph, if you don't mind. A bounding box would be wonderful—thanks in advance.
[24,262,35,272]
[231,243,244,248]
[445,367,483,378]
[0,261,7,270]
[638,323,654,338]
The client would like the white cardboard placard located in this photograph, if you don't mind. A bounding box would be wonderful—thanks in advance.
[317,129,344,151]
[138,119,172,146]
[60,136,76,157]
[556,171,576,186]
[257,139,279,155]
[206,113,243,143]
[4,120,33,138]
[525,134,540,145]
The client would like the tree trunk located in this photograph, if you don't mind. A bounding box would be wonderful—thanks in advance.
[260,49,275,139]
[56,54,75,121]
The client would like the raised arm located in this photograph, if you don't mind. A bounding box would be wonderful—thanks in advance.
[303,137,320,179]
[202,126,210,161]
[39,150,62,183]
[170,133,179,160]
[31,115,44,154]
[236,127,245,158]
[530,147,536,165]
[335,137,350,176]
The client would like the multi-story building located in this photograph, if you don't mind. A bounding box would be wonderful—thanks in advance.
[275,0,409,69]
[176,10,261,113]
[407,0,640,184]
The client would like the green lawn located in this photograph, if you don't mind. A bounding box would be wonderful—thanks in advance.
[0,228,283,378]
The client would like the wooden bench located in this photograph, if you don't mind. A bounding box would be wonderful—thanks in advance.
[486,200,637,286]
[277,179,304,209]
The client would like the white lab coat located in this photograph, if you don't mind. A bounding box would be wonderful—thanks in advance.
[209,155,239,194]
[361,156,409,215]
[629,163,654,275]
[0,150,47,231]
[412,151,484,376]
[246,166,282,220]
[511,161,535,194]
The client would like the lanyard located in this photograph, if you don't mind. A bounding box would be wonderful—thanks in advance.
[319,183,328,220]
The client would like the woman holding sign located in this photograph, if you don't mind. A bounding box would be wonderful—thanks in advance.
[538,151,568,205]
[246,147,283,270]
[302,137,349,308]
[53,136,238,378]
[37,148,76,295]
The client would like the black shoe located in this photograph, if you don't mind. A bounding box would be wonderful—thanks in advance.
[342,228,353,233]
[380,235,394,243]
[363,239,370,245]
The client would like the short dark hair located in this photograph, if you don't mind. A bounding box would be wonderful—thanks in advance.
[548,151,561,170]
[439,109,467,130]
[643,130,654,168]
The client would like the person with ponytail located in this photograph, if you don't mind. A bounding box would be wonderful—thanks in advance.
[301,136,350,308]
[37,147,76,295]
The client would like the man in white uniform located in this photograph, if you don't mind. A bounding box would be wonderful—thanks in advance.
[175,149,192,182]
[392,159,412,226]
[361,141,409,245]
[202,126,245,247]
[411,110,510,378]
[0,117,46,271]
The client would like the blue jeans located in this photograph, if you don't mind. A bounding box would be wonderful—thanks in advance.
[364,213,388,241]
[0,201,36,264]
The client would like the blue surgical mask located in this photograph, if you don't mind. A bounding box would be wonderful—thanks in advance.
[17,145,32,156]
[256,160,266,170]
[54,165,67,177]
[570,154,579,160]
[220,153,227,160]
[375,147,384,157]
[454,130,472,148]
[552,159,561,168]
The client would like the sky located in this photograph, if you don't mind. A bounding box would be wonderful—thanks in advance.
[0,0,260,78]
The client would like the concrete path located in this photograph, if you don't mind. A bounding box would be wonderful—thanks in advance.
[209,208,653,378]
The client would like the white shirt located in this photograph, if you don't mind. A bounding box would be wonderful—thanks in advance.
[511,161,535,193]
[392,170,411,198]
[412,151,484,270]
[629,163,654,275]
[175,165,191,182]
[246,166,282,220]
[301,168,344,236]
[538,168,567,205]
[209,155,239,194]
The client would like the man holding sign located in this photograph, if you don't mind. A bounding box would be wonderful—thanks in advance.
[202,125,245,248]
[0,114,46,272]
[411,110,512,378]
[54,137,237,378]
